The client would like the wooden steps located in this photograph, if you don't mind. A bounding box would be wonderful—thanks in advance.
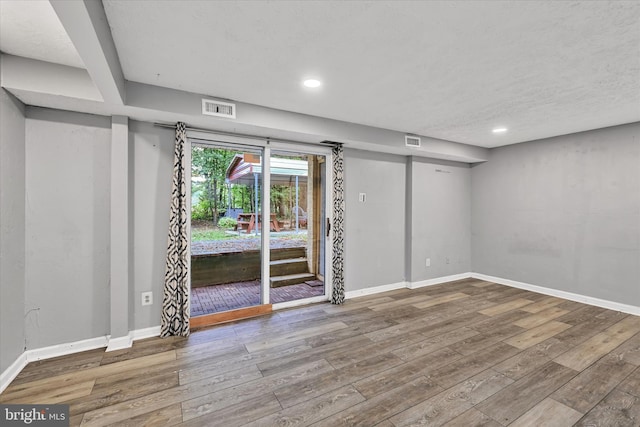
[270,247,305,261]
[269,248,315,287]
[270,272,316,288]
[192,245,314,288]
[270,257,308,276]
[191,246,308,287]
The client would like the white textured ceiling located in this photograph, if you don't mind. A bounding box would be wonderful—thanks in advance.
[102,0,640,148]
[0,0,85,69]
[1,1,638,148]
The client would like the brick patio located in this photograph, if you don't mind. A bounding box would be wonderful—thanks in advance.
[190,280,325,316]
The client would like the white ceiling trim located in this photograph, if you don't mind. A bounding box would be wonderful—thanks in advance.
[2,54,488,163]
[50,0,125,105]
[1,54,102,102]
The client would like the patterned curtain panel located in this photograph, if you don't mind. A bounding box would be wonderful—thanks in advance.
[331,144,345,304]
[161,122,190,337]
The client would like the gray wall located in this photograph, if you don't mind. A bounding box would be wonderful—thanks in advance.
[20,112,175,347]
[343,151,472,291]
[409,158,471,282]
[5,101,638,369]
[12,110,173,353]
[344,149,406,291]
[471,122,640,306]
[130,120,174,329]
[24,108,111,349]
[0,89,26,373]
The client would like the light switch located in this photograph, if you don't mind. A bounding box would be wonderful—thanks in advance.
[359,193,366,202]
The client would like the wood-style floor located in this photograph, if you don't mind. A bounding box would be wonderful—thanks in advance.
[2,278,640,426]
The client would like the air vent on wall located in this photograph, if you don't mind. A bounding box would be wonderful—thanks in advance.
[405,135,421,148]
[202,99,236,119]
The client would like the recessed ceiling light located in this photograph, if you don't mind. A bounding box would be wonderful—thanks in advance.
[492,127,508,134]
[303,79,322,88]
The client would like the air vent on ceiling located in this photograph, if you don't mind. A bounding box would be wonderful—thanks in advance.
[405,135,421,148]
[202,99,236,119]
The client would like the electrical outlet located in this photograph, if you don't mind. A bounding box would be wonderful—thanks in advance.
[141,291,153,306]
[426,258,431,267]
[445,257,450,264]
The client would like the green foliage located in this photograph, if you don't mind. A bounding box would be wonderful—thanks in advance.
[190,148,312,225]
[191,146,239,224]
[191,228,237,242]
[231,184,254,213]
[191,197,212,220]
[191,146,236,180]
[218,217,237,229]
[270,185,288,218]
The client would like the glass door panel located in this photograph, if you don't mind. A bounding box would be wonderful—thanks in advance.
[190,144,264,317]
[268,151,326,305]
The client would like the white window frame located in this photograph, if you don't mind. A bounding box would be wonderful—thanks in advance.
[185,130,334,310]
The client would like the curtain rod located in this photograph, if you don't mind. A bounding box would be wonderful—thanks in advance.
[154,122,340,148]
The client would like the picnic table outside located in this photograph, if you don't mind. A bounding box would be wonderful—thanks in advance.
[236,213,281,233]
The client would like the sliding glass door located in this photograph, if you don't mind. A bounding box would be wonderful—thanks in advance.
[268,151,327,307]
[188,137,332,321]
[189,144,264,317]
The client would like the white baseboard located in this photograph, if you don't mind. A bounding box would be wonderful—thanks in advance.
[0,325,162,394]
[106,325,163,351]
[26,335,110,363]
[130,325,161,341]
[0,335,111,394]
[341,272,640,316]
[345,281,408,299]
[409,272,473,289]
[0,353,27,394]
[105,335,133,352]
[344,273,476,300]
[273,295,329,310]
[4,271,636,393]
[471,273,640,316]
